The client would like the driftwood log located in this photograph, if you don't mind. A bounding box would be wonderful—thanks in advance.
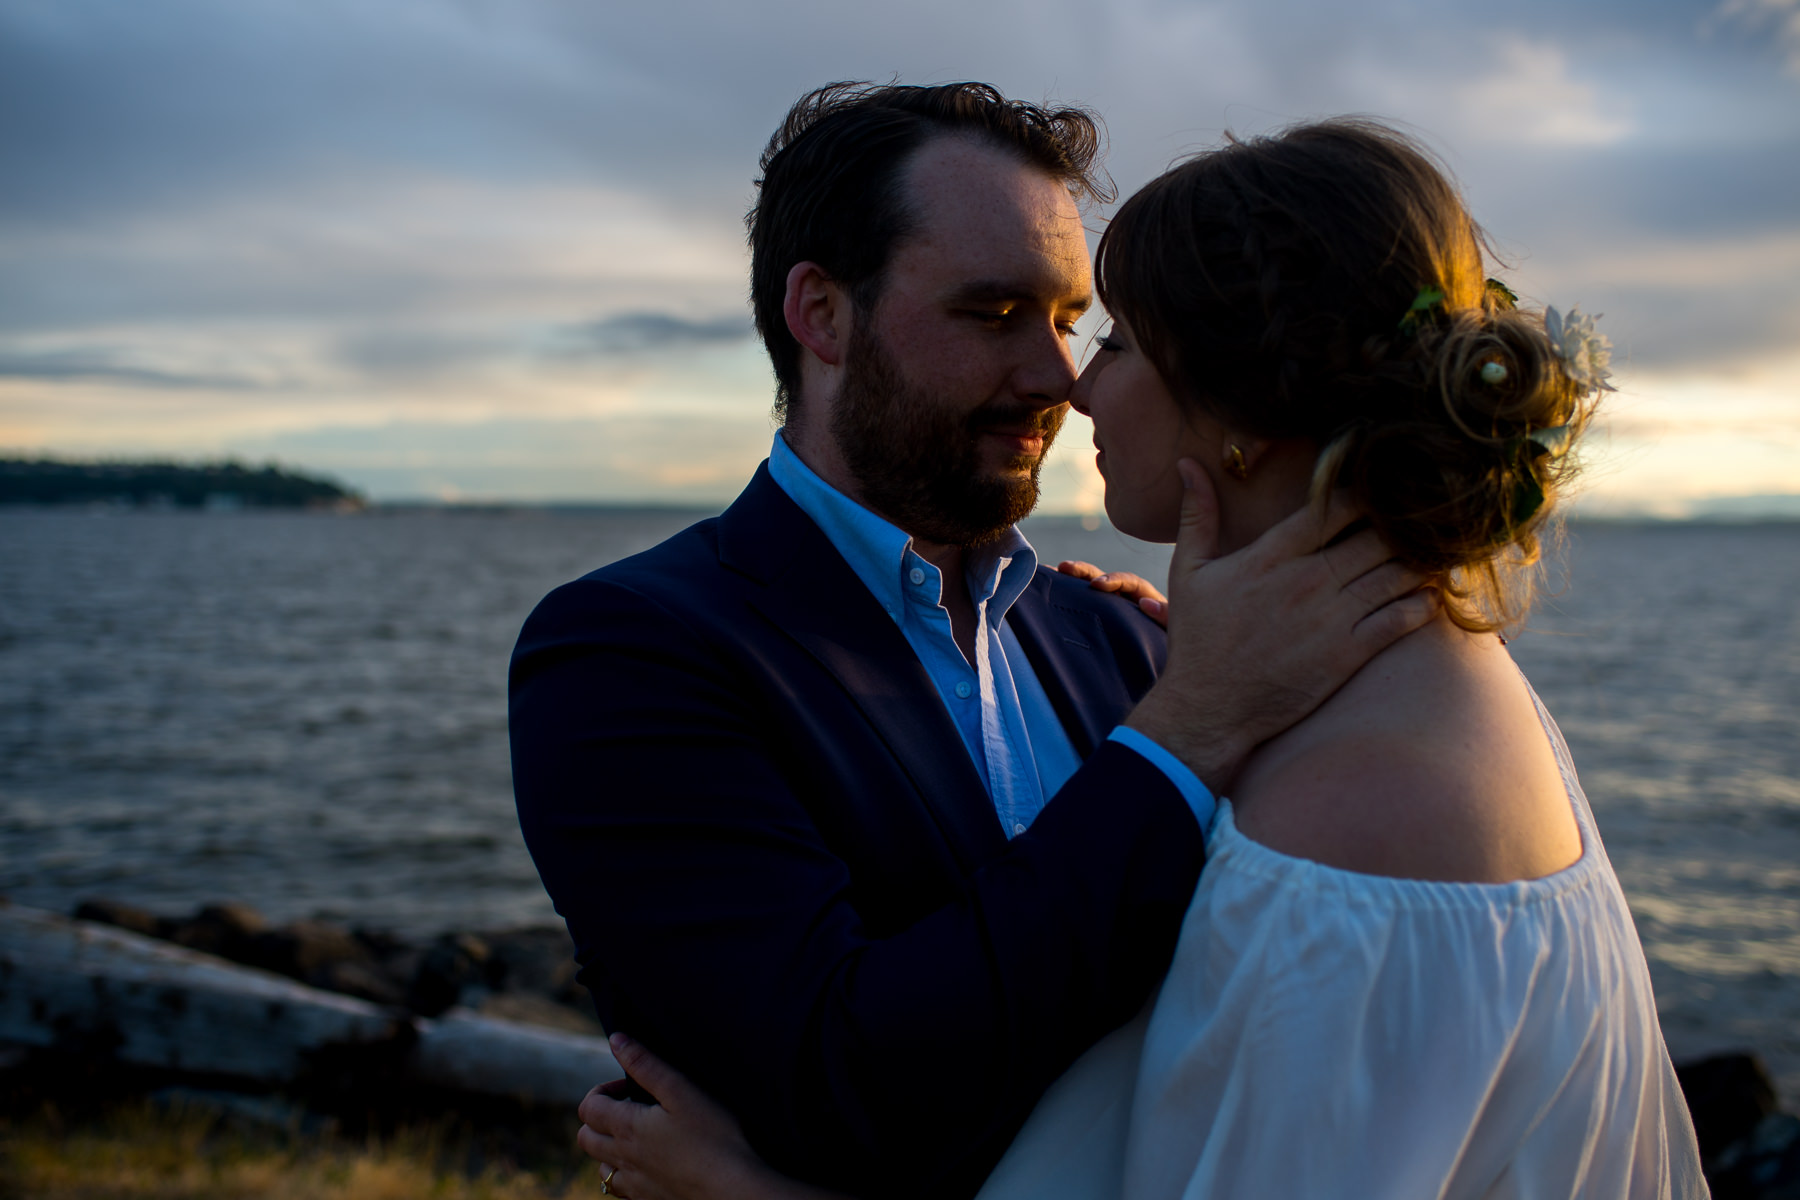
[0,901,621,1107]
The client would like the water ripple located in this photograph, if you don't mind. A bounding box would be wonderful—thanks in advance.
[2,511,1796,1103]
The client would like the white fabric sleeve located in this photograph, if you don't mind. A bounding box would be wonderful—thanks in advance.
[1121,808,1705,1200]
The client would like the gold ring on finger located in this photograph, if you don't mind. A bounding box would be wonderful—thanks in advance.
[602,1166,618,1195]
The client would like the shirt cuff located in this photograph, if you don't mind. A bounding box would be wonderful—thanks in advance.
[1107,726,1218,831]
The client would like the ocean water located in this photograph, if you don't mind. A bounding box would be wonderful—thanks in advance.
[2,508,1796,1103]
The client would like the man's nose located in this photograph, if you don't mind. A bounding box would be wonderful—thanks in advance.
[1011,320,1080,407]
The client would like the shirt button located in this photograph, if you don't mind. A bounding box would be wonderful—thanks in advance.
[954,681,973,699]
[1013,822,1027,836]
[909,567,926,585]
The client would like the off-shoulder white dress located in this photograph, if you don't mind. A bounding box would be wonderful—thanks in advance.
[977,687,1706,1199]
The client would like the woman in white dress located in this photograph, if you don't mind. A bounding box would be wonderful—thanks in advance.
[573,118,1707,1200]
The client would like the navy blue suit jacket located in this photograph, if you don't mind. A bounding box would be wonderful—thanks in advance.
[510,463,1206,1198]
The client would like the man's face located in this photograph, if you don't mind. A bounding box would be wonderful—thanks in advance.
[829,136,1092,547]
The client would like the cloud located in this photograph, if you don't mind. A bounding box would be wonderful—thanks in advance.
[1452,36,1636,146]
[1719,0,1800,74]
[1547,230,1800,290]
[231,413,777,503]
[1495,228,1800,370]
[1,0,1796,505]
[0,329,779,470]
[0,174,748,333]
[561,313,755,355]
[331,329,511,379]
[0,347,263,391]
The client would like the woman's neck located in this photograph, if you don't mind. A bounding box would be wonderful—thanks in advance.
[1225,614,1584,884]
[1213,443,1320,557]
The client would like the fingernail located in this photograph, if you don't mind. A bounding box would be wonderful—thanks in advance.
[1177,459,1198,489]
[610,1033,629,1052]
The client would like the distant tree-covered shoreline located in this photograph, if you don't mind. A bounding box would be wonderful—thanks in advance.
[0,459,364,510]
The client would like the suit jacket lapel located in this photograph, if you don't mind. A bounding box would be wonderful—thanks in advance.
[1005,573,1123,759]
[718,466,1006,868]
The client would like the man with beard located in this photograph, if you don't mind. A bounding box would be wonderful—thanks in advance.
[511,82,1431,1199]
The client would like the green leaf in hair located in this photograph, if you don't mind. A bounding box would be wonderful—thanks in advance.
[1398,287,1447,337]
[1509,471,1547,527]
[1408,287,1446,314]
[1505,424,1572,527]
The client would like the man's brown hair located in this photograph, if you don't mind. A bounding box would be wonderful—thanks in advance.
[747,81,1111,422]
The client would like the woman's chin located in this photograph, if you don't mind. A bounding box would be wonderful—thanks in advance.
[1104,500,1180,545]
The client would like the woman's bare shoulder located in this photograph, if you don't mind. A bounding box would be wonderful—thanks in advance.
[1228,624,1583,884]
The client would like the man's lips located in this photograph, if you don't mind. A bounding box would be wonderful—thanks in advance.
[981,427,1047,455]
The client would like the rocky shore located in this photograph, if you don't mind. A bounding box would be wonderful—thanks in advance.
[8,897,1800,1198]
[1,897,619,1193]
[68,897,601,1038]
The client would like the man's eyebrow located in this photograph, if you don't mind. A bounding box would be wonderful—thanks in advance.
[945,280,1093,313]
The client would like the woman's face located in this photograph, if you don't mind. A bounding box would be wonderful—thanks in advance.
[1070,314,1221,543]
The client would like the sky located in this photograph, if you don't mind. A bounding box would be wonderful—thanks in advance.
[2,0,1798,514]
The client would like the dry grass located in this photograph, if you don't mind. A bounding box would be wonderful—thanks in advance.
[0,1102,611,1200]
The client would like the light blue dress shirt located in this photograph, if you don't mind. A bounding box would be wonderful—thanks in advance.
[768,434,1215,835]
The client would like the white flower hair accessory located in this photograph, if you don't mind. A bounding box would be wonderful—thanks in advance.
[1544,305,1616,397]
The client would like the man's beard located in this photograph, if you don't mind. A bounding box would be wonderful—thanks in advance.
[830,320,1065,548]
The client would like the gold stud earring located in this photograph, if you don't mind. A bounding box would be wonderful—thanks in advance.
[1225,444,1249,481]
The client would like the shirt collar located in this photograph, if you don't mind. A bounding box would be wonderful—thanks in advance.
[767,432,1039,623]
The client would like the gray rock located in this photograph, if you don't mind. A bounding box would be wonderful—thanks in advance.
[247,919,375,986]
[476,991,602,1037]
[407,933,497,1018]
[1676,1052,1800,1198]
[73,898,167,939]
[62,901,599,1035]
[167,902,268,961]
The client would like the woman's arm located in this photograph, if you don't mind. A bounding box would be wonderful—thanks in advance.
[578,1035,854,1200]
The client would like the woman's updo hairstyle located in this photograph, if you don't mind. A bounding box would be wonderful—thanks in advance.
[1095,117,1596,631]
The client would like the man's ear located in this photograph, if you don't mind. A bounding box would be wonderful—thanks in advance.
[783,261,849,368]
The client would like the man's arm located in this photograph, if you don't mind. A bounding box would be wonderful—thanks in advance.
[519,468,1434,1197]
[511,577,1204,1199]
